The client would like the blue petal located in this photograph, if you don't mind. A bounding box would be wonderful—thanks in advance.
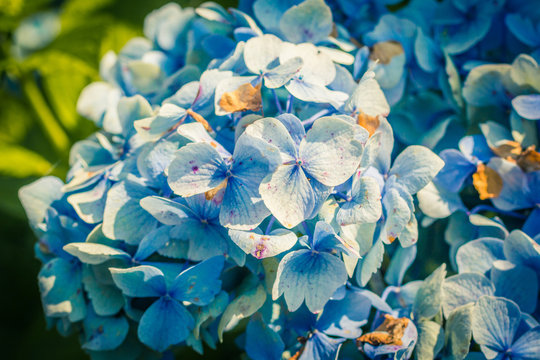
[472,296,521,357]
[512,94,540,120]
[228,228,297,259]
[167,142,228,197]
[337,176,382,226]
[138,297,194,352]
[511,326,540,360]
[301,116,367,186]
[133,226,171,261]
[273,250,348,313]
[63,242,131,265]
[299,331,344,360]
[385,245,417,286]
[82,266,124,316]
[169,256,224,305]
[140,196,192,225]
[110,265,167,298]
[504,230,540,273]
[67,178,109,224]
[220,134,278,229]
[442,273,495,318]
[245,316,285,360]
[355,238,385,287]
[491,261,538,314]
[83,308,129,351]
[389,145,445,195]
[38,258,85,322]
[456,238,505,275]
[279,0,333,44]
[19,176,64,230]
[435,149,476,192]
[102,180,158,245]
[316,290,370,339]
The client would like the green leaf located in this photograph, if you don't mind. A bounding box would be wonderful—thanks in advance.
[25,51,98,131]
[217,283,266,342]
[444,304,473,360]
[413,263,447,320]
[415,320,445,360]
[0,142,53,178]
[0,91,33,144]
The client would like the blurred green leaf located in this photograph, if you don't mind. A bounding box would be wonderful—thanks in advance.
[24,50,98,130]
[0,141,54,178]
[0,91,33,144]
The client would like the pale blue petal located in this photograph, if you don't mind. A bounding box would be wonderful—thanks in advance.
[511,327,540,360]
[300,116,366,186]
[259,164,317,229]
[140,196,191,225]
[385,245,417,286]
[167,142,228,197]
[19,176,64,230]
[491,261,538,314]
[133,226,170,261]
[67,178,108,224]
[382,188,411,243]
[413,264,446,320]
[337,176,382,226]
[279,0,332,44]
[299,331,344,360]
[228,228,297,259]
[456,238,505,275]
[63,242,131,265]
[355,238,385,287]
[110,265,167,298]
[472,296,521,356]
[273,250,348,313]
[389,145,445,195]
[243,117,297,162]
[442,273,495,318]
[316,291,370,339]
[243,34,283,74]
[264,57,303,89]
[38,258,86,322]
[102,180,158,244]
[504,230,540,272]
[512,94,540,120]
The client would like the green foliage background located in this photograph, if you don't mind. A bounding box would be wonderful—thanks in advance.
[0,0,448,358]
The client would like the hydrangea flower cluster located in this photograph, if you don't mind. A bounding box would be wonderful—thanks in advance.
[18,0,540,359]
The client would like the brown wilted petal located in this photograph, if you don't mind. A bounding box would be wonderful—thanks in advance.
[186,109,214,133]
[357,112,380,137]
[472,163,503,200]
[357,315,409,347]
[492,140,522,160]
[369,41,404,64]
[219,83,262,113]
[205,178,228,201]
[517,145,540,172]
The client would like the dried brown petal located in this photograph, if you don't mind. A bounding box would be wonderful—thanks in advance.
[219,83,262,113]
[517,145,540,172]
[357,112,380,137]
[472,163,503,200]
[492,140,522,160]
[186,109,214,133]
[369,41,404,64]
[205,178,228,200]
[357,315,410,347]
